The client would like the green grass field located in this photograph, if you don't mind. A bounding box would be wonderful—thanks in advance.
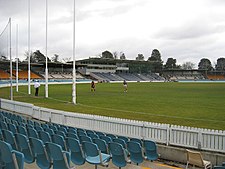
[1,82,225,130]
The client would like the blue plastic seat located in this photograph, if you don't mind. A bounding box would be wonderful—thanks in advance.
[88,133,99,140]
[77,130,87,137]
[46,142,73,169]
[86,130,95,135]
[59,126,67,133]
[7,123,17,134]
[45,128,55,135]
[82,141,110,169]
[15,133,35,164]
[118,136,129,144]
[143,140,159,161]
[79,135,92,143]
[29,137,51,169]
[51,134,67,151]
[130,138,142,146]
[93,138,109,154]
[55,130,66,138]
[68,127,77,134]
[127,141,144,165]
[27,119,34,126]
[38,130,52,143]
[106,133,117,140]
[100,135,112,144]
[67,132,79,140]
[0,121,8,130]
[0,140,24,169]
[2,129,18,150]
[66,137,85,166]
[113,138,127,149]
[95,131,105,137]
[35,125,44,132]
[109,142,129,169]
[41,123,49,130]
[27,127,39,138]
[17,125,28,136]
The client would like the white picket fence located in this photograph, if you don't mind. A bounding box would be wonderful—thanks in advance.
[0,98,224,153]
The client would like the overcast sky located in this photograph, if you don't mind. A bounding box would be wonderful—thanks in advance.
[0,0,225,67]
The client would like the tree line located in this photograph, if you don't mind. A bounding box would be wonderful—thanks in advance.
[1,49,225,71]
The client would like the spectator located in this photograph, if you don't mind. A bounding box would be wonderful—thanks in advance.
[34,80,40,96]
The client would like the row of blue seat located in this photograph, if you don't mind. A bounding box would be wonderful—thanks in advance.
[0,110,159,169]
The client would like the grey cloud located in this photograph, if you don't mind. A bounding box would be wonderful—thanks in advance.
[155,22,225,40]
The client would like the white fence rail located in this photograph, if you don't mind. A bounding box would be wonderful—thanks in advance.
[0,98,224,153]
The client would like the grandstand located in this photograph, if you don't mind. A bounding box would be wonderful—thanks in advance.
[0,69,13,79]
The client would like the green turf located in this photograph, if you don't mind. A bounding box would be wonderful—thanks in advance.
[1,82,225,130]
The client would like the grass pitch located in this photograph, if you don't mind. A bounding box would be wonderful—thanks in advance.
[1,82,225,130]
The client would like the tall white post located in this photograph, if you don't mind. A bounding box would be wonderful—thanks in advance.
[9,18,13,100]
[16,24,19,92]
[28,0,31,94]
[45,0,49,98]
[72,0,76,104]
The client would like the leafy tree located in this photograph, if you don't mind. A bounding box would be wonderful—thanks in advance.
[198,58,213,70]
[62,57,71,63]
[120,52,126,60]
[0,55,7,61]
[101,50,113,59]
[182,62,195,70]
[136,54,144,61]
[24,51,35,62]
[148,49,162,62]
[33,50,50,63]
[113,52,118,59]
[164,58,177,69]
[215,58,225,71]
[51,54,60,62]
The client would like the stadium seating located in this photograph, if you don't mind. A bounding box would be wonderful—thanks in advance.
[0,69,12,79]
[0,110,168,169]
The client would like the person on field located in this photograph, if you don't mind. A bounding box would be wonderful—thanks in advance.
[123,80,127,92]
[34,80,40,96]
[91,81,95,92]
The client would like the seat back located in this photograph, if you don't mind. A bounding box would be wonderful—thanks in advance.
[27,128,39,138]
[15,133,35,164]
[143,140,159,161]
[0,140,24,169]
[29,137,51,169]
[46,142,70,169]
[80,135,92,143]
[186,149,204,167]
[109,142,127,168]
[2,129,18,150]
[113,138,126,149]
[127,141,143,165]
[52,134,67,151]
[66,137,85,165]
[93,138,108,154]
[82,141,99,157]
[38,130,52,143]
